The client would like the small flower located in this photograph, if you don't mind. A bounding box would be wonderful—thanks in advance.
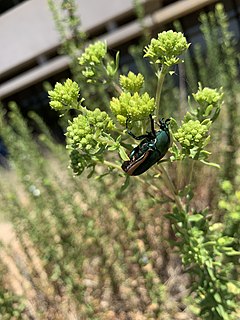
[48,79,80,111]
[144,30,190,67]
[110,92,155,125]
[66,108,115,175]
[79,41,107,66]
[119,72,144,93]
[79,41,107,81]
[66,108,114,152]
[193,84,223,121]
[174,119,211,151]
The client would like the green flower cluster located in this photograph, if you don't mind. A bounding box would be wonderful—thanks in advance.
[193,84,223,121]
[144,30,190,67]
[66,108,115,175]
[174,119,211,151]
[110,92,155,125]
[67,108,115,151]
[193,86,223,106]
[78,41,107,81]
[119,71,144,93]
[48,79,80,111]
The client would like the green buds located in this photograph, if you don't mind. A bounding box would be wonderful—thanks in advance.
[48,79,81,112]
[66,108,115,175]
[119,71,144,93]
[110,71,152,125]
[170,84,221,167]
[192,84,223,122]
[174,119,211,151]
[66,108,115,152]
[79,41,107,67]
[170,119,214,163]
[110,92,155,125]
[78,41,107,82]
[144,30,190,67]
[78,41,119,82]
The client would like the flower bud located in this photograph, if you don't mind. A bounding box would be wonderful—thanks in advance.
[48,79,80,111]
[79,41,107,82]
[144,30,190,67]
[119,72,144,93]
[110,92,155,125]
[66,108,115,175]
[174,119,210,151]
[193,84,223,121]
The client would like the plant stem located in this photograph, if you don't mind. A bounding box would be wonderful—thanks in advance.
[112,82,122,95]
[155,65,168,118]
[103,160,122,171]
[136,176,159,193]
[188,159,195,185]
[159,164,184,211]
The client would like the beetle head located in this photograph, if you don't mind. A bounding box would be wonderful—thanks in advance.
[157,118,170,131]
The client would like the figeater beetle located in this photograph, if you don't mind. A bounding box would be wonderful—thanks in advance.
[122,115,170,176]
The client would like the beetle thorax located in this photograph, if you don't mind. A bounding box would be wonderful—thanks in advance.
[155,130,170,153]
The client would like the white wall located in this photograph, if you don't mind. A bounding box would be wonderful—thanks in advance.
[0,0,136,77]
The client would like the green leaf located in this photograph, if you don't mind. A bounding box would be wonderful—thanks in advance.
[164,213,179,221]
[201,119,212,126]
[120,175,130,191]
[119,146,129,161]
[216,304,229,319]
[217,236,234,246]
[207,267,216,281]
[200,160,220,168]
[87,166,95,178]
[214,292,222,303]
[211,107,221,122]
[202,135,211,147]
[184,110,194,122]
[188,213,204,222]
[204,104,213,116]
[224,249,240,256]
[203,240,216,247]
[114,51,120,74]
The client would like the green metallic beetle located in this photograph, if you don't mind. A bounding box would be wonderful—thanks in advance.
[122,115,170,176]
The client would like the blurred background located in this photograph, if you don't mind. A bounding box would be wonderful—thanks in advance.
[0,1,239,319]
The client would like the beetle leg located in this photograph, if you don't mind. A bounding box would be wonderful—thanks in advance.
[149,114,156,137]
[127,131,150,140]
[126,117,151,140]
[165,118,170,124]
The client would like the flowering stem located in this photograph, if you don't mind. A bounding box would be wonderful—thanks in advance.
[155,65,168,119]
